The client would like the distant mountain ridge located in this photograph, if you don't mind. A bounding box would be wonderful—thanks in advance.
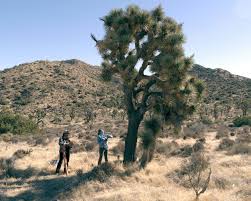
[190,64,251,104]
[0,60,250,124]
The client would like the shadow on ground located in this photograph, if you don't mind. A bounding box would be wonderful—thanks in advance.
[0,163,117,201]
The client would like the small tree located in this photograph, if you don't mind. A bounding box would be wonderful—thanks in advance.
[182,152,211,200]
[92,5,203,163]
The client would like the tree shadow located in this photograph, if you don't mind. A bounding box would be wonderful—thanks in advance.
[1,163,117,201]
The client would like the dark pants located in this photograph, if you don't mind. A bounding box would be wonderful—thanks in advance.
[56,148,70,173]
[98,147,108,165]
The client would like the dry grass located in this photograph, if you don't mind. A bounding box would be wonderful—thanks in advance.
[0,129,250,201]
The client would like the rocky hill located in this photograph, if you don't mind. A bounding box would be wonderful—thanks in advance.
[0,60,250,125]
[0,59,123,125]
[190,64,251,104]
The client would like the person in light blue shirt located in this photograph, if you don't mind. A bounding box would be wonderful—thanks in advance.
[97,129,113,165]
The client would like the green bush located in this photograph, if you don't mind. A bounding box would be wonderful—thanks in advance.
[0,112,37,135]
[233,116,251,127]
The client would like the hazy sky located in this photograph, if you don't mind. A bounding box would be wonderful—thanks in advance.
[0,0,250,78]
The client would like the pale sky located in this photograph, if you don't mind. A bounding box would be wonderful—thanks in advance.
[0,0,250,78]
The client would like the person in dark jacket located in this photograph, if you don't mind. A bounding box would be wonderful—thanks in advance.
[97,129,113,165]
[56,129,72,174]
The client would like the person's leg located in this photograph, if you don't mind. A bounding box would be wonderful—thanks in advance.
[104,149,108,162]
[66,148,70,166]
[56,152,64,173]
[98,148,104,165]
[63,152,68,174]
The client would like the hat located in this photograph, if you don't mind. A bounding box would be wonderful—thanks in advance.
[63,129,69,135]
[98,129,104,135]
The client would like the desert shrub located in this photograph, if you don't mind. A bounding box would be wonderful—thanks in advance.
[243,126,251,133]
[215,125,229,139]
[0,133,12,142]
[34,136,50,146]
[236,132,251,143]
[0,112,37,135]
[13,149,32,159]
[192,140,204,152]
[201,117,213,125]
[13,90,31,106]
[182,123,206,139]
[123,163,139,177]
[0,157,41,179]
[233,116,251,127]
[0,158,14,178]
[178,145,193,157]
[87,163,116,182]
[155,141,179,156]
[214,177,230,190]
[111,141,124,155]
[181,152,211,199]
[217,138,235,150]
[228,143,251,155]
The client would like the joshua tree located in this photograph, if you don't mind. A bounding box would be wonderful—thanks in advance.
[92,5,203,163]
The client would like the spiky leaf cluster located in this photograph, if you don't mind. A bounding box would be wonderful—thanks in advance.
[141,117,161,149]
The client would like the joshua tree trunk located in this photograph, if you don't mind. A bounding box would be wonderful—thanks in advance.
[123,112,142,163]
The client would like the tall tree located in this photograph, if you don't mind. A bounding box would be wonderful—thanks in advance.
[92,5,203,163]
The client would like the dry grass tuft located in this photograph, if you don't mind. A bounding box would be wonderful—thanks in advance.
[84,163,117,182]
[215,125,229,139]
[155,140,179,156]
[213,177,231,190]
[228,143,251,155]
[217,138,235,151]
[111,140,124,156]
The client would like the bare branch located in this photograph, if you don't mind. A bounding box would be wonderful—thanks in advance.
[199,168,212,195]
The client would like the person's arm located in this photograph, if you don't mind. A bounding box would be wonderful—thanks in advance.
[59,137,64,146]
[106,133,113,138]
[97,135,103,144]
[66,140,72,148]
